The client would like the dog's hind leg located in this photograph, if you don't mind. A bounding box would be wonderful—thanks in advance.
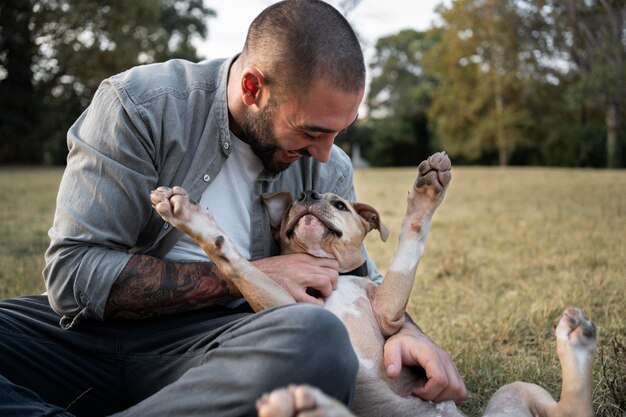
[483,308,596,417]
[151,186,296,312]
[371,152,452,336]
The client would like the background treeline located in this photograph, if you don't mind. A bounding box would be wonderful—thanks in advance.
[0,0,624,167]
[341,0,625,168]
[0,0,214,164]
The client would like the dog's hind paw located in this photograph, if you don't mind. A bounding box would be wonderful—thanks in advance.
[257,385,354,417]
[556,307,597,352]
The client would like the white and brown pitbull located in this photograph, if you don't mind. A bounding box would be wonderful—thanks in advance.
[150,152,596,417]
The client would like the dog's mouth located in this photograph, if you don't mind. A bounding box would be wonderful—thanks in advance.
[285,210,343,239]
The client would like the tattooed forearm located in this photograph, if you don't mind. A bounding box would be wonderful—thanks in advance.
[104,254,239,319]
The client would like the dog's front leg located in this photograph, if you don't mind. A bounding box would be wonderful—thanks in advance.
[372,153,451,336]
[151,186,296,312]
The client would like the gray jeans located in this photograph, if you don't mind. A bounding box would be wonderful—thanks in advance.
[0,296,358,417]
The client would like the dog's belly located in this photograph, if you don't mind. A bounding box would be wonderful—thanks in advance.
[324,276,423,404]
[324,277,386,377]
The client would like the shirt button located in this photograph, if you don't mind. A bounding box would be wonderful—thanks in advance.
[203,174,211,182]
[164,223,170,229]
[223,142,230,150]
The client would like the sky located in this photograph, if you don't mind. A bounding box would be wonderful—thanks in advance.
[198,0,445,64]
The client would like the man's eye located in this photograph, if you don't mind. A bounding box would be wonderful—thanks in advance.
[332,201,348,211]
[303,131,318,139]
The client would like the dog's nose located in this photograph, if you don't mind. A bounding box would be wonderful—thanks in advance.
[298,190,322,202]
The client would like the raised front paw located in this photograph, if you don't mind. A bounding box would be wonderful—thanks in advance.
[150,186,197,226]
[407,152,452,215]
[416,152,451,195]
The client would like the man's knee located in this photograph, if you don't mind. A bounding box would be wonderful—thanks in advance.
[279,304,357,373]
[271,305,357,400]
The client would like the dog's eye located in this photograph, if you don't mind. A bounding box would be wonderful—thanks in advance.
[332,201,348,211]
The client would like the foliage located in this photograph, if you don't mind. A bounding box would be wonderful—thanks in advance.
[1,0,624,167]
[0,0,41,163]
[366,29,439,166]
[545,0,626,168]
[424,0,554,166]
[0,0,214,164]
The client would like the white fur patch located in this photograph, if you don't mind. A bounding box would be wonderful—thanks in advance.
[388,238,424,273]
[324,277,378,374]
[324,277,366,319]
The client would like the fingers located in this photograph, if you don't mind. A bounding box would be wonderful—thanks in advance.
[383,339,402,378]
[413,350,467,404]
[303,255,339,292]
[288,254,338,298]
[253,254,339,302]
[384,331,467,405]
[293,288,325,306]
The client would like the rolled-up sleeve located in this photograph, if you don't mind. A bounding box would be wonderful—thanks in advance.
[44,79,158,328]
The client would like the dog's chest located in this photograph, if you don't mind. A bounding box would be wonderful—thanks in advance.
[324,275,373,317]
[324,276,386,374]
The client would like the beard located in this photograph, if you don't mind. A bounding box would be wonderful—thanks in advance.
[239,101,291,175]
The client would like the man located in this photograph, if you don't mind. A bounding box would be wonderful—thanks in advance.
[0,1,466,416]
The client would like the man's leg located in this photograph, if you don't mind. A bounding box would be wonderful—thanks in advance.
[1,296,357,417]
[0,295,127,416]
[0,374,74,417]
[114,303,358,417]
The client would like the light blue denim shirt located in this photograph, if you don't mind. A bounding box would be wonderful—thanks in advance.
[43,56,381,328]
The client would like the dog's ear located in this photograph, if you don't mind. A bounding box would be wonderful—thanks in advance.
[352,202,389,242]
[262,192,293,232]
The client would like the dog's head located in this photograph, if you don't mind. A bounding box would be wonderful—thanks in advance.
[263,190,389,273]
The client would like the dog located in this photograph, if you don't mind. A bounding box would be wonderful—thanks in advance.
[150,152,596,417]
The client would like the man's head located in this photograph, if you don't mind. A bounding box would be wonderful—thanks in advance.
[228,0,366,173]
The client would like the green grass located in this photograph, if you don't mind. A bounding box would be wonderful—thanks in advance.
[355,166,626,416]
[1,165,625,416]
[0,167,63,298]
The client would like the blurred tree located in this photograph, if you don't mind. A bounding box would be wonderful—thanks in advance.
[0,0,41,163]
[424,0,543,166]
[0,0,214,164]
[545,0,625,168]
[366,29,440,166]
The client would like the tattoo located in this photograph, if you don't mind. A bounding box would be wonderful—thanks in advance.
[104,254,236,319]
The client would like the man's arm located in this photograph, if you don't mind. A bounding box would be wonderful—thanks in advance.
[383,315,468,405]
[104,255,238,319]
[105,253,340,319]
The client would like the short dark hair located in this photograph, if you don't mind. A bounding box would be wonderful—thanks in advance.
[241,0,365,98]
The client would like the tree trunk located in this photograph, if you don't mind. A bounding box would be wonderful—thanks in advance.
[605,101,623,168]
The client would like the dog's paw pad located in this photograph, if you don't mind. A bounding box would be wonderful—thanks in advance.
[150,186,198,225]
[556,307,597,349]
[257,385,353,417]
[415,152,451,191]
[256,387,296,417]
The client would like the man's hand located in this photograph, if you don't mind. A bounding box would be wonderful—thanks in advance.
[251,254,339,305]
[383,321,467,404]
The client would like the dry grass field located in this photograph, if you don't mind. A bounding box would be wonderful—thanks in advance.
[1,165,625,416]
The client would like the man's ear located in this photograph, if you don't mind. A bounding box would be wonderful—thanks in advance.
[241,67,265,106]
[262,192,293,233]
[353,202,390,242]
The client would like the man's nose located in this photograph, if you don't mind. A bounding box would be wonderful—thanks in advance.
[307,135,335,163]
